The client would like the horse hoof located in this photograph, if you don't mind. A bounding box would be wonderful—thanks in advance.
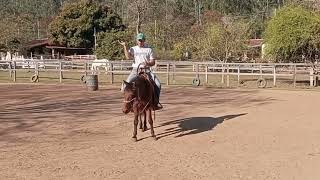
[132,137,137,142]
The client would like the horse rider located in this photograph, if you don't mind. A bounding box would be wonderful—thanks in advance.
[119,32,162,110]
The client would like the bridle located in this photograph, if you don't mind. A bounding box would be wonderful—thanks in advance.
[123,97,136,104]
[122,81,152,114]
[123,63,154,114]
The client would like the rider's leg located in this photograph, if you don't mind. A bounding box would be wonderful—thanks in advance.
[149,72,162,109]
[148,72,160,98]
[121,69,137,92]
[153,74,161,101]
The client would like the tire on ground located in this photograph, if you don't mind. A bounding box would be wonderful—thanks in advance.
[30,74,39,82]
[192,78,200,87]
[257,78,267,88]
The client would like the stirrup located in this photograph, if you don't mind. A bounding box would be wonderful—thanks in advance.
[153,102,163,111]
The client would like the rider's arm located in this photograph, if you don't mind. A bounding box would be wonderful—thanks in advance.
[145,47,155,67]
[120,42,133,60]
[124,46,133,60]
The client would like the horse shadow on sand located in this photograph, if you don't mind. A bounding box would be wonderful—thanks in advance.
[155,113,247,139]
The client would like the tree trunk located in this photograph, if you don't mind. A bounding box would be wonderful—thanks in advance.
[136,4,141,34]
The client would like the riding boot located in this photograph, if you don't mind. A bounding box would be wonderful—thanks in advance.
[153,93,163,111]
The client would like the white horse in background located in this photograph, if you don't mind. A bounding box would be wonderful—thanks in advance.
[91,59,110,73]
[5,51,12,61]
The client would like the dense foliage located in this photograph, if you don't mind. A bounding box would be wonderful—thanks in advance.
[2,0,320,61]
[264,5,320,62]
[48,0,125,48]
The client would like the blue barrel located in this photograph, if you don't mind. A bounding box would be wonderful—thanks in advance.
[86,75,98,91]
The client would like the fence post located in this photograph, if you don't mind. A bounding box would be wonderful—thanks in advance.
[273,65,276,87]
[173,62,176,84]
[221,64,225,84]
[226,64,230,87]
[35,60,39,82]
[166,63,170,85]
[195,63,199,80]
[84,61,88,76]
[59,61,63,83]
[310,67,314,87]
[259,64,262,79]
[110,62,114,84]
[9,61,12,78]
[237,66,240,86]
[13,61,16,82]
[205,64,208,84]
[293,64,296,88]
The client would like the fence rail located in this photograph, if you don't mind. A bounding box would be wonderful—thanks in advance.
[1,59,320,88]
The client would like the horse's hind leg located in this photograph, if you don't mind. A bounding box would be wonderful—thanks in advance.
[147,109,156,140]
[132,114,139,142]
[142,111,147,132]
[139,114,143,130]
[139,111,147,132]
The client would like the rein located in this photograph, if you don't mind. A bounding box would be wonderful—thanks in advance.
[139,99,151,115]
[125,74,154,114]
[123,65,156,119]
[123,94,151,115]
[123,97,136,104]
[137,73,154,115]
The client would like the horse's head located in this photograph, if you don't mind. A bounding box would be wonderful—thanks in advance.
[122,80,136,114]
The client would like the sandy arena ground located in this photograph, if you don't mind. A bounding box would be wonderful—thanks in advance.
[0,84,320,180]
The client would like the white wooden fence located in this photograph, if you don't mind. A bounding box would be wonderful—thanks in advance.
[0,59,320,87]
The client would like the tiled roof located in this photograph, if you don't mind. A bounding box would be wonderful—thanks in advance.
[248,39,263,47]
[25,38,49,48]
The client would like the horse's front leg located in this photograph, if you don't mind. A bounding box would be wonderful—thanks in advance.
[147,109,156,140]
[132,113,139,142]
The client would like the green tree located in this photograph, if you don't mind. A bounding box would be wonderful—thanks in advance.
[48,0,125,48]
[0,0,65,53]
[95,30,134,60]
[264,5,320,62]
[173,14,249,61]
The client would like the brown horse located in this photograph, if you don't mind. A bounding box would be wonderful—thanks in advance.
[122,72,157,141]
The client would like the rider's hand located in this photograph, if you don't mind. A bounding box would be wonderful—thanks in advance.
[118,40,127,46]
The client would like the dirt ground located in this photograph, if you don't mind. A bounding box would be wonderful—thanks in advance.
[1,84,320,180]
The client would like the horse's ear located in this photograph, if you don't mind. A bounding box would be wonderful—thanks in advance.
[123,80,135,90]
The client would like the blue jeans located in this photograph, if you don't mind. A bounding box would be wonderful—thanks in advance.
[121,68,161,101]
